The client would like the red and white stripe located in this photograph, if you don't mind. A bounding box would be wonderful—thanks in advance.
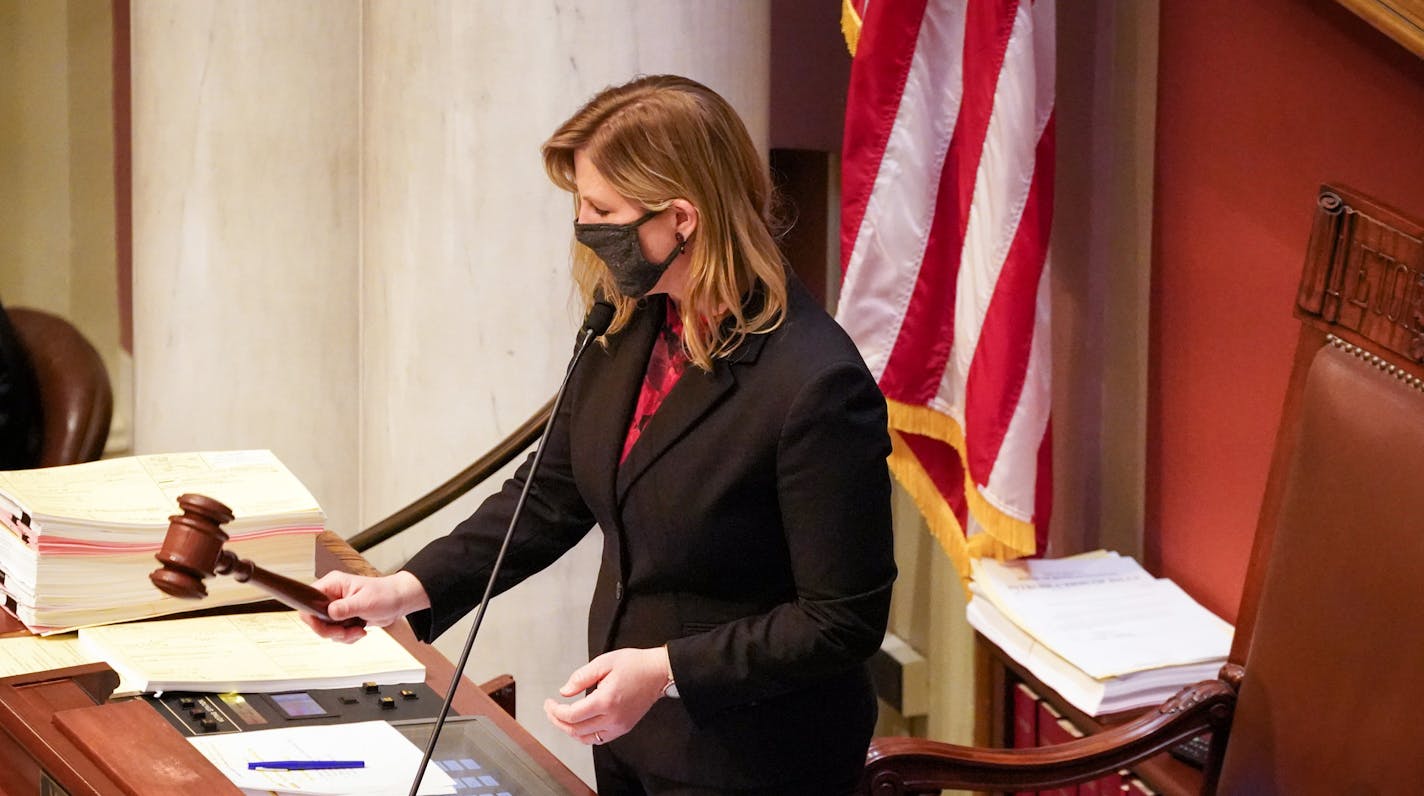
[837,0,1054,555]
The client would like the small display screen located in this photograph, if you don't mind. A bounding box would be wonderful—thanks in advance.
[393,716,566,795]
[269,692,327,718]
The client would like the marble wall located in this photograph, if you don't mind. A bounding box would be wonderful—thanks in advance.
[131,1,770,784]
[130,1,362,518]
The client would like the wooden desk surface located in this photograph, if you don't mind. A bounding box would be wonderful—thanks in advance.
[1,531,593,795]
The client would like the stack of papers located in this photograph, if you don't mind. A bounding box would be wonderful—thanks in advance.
[968,552,1234,716]
[0,450,325,634]
[77,611,425,694]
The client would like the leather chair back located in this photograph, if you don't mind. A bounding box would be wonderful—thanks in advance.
[7,308,112,467]
[1216,339,1424,793]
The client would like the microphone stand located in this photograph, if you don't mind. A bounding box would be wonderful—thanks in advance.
[408,301,613,796]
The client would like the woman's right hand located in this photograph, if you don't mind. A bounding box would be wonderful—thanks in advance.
[300,570,431,643]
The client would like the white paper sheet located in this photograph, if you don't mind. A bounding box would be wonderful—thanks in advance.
[77,611,424,693]
[0,633,96,678]
[188,720,456,795]
[972,552,1234,678]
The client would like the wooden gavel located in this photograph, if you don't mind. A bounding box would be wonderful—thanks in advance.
[150,493,362,627]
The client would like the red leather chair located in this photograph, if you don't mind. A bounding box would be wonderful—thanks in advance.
[7,308,112,467]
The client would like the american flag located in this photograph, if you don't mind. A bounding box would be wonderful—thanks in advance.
[836,0,1055,578]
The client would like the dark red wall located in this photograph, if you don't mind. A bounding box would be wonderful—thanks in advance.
[1150,0,1424,620]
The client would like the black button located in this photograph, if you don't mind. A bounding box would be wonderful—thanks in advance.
[189,708,207,719]
[339,695,359,705]
[179,697,195,708]
[400,689,417,700]
[379,696,396,710]
[363,682,380,694]
[200,716,219,732]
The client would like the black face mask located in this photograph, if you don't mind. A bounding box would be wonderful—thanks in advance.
[574,210,686,299]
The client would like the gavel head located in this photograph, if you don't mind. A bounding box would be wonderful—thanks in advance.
[149,493,237,600]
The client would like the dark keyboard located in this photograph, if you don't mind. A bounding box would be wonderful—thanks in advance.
[1169,733,1211,768]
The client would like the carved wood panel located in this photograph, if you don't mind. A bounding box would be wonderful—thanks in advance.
[1298,184,1424,363]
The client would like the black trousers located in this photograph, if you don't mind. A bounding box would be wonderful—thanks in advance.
[591,745,858,796]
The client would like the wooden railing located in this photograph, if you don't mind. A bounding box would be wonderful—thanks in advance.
[347,398,554,553]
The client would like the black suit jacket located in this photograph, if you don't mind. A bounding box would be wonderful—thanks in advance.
[404,278,896,789]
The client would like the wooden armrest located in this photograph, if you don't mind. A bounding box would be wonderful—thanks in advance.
[861,671,1240,795]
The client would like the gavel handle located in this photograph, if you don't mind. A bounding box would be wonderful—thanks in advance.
[218,552,365,628]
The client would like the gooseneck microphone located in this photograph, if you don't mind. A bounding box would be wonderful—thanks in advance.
[408,299,614,796]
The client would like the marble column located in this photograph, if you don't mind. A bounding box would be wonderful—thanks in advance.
[359,2,770,783]
[130,1,362,531]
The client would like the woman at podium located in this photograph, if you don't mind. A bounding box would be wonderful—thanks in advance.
[305,75,896,795]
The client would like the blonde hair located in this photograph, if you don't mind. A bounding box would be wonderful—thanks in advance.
[542,75,787,371]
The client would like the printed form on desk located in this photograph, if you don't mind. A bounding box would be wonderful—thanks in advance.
[76,611,424,694]
[972,552,1234,679]
[0,633,97,677]
[0,633,147,695]
[189,720,456,795]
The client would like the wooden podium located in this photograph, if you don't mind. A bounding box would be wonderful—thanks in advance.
[0,662,241,795]
[0,531,593,796]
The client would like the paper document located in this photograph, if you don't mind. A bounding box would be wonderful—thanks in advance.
[972,553,1233,679]
[78,611,424,693]
[0,633,97,678]
[966,586,1223,716]
[0,449,323,634]
[0,450,323,535]
[0,632,145,695]
[188,720,456,795]
[1001,577,1232,678]
[974,553,1153,595]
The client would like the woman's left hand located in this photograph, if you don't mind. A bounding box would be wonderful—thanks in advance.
[543,646,670,746]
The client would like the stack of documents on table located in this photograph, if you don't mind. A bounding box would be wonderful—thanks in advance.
[0,450,325,634]
[968,552,1234,717]
[77,611,424,695]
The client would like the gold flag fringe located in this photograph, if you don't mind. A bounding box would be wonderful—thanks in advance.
[841,0,863,56]
[888,429,973,587]
[885,400,1040,572]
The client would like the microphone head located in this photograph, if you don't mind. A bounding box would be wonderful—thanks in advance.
[583,300,615,336]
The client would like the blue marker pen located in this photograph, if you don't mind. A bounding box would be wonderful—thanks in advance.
[247,760,366,771]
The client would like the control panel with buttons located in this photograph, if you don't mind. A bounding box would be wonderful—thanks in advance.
[145,681,446,736]
[147,686,572,794]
